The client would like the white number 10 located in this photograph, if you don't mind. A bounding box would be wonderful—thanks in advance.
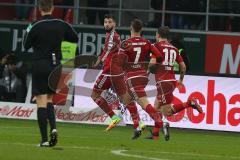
[162,48,177,66]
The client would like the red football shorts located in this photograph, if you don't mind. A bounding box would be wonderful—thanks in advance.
[110,73,127,96]
[93,74,112,93]
[126,75,149,100]
[156,80,176,105]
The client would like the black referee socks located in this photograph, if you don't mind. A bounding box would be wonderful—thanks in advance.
[47,103,56,132]
[37,108,48,142]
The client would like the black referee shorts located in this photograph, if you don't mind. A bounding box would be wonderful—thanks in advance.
[32,59,62,96]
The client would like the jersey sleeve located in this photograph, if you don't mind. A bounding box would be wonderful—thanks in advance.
[64,22,78,43]
[119,39,132,53]
[115,40,129,67]
[150,43,163,59]
[23,23,35,50]
[99,32,120,62]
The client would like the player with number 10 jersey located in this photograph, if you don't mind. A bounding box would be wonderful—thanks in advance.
[150,26,203,131]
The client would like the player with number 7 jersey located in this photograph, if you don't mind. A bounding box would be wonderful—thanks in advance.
[114,25,163,101]
[110,19,164,140]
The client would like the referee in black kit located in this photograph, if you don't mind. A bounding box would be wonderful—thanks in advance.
[23,0,78,147]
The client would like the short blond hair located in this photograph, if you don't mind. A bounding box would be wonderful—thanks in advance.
[38,0,53,12]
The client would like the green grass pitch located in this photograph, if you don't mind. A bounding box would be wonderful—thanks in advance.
[0,118,239,160]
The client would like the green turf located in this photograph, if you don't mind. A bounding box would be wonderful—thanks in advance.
[0,118,239,160]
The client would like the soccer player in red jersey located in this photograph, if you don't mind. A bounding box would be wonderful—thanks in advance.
[110,19,164,140]
[149,26,203,140]
[91,14,142,132]
[91,14,122,128]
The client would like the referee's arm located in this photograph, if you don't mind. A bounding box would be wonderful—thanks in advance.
[64,22,78,43]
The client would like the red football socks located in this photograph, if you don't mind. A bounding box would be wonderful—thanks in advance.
[94,97,115,118]
[172,102,189,114]
[127,102,140,129]
[145,104,163,135]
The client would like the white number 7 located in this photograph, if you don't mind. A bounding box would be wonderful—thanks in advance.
[134,47,141,64]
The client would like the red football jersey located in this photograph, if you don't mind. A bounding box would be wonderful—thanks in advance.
[153,41,183,81]
[99,30,121,74]
[117,36,162,78]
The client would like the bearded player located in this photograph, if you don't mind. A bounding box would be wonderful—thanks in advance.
[91,14,143,132]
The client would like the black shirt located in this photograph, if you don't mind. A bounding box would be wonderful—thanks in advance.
[23,15,78,61]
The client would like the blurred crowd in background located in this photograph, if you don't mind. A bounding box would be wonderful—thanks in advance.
[0,0,239,32]
[0,49,27,103]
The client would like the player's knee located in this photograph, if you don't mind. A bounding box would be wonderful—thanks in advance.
[47,94,53,103]
[161,110,169,116]
[119,93,132,105]
[123,97,134,106]
[91,90,99,101]
[139,98,151,109]
[161,105,173,116]
[136,98,145,108]
[165,111,173,116]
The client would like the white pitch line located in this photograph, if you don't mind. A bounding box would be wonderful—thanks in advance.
[0,142,239,160]
[0,126,34,129]
[0,131,126,140]
[133,150,240,160]
[0,142,109,151]
[111,150,169,160]
[0,142,168,160]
